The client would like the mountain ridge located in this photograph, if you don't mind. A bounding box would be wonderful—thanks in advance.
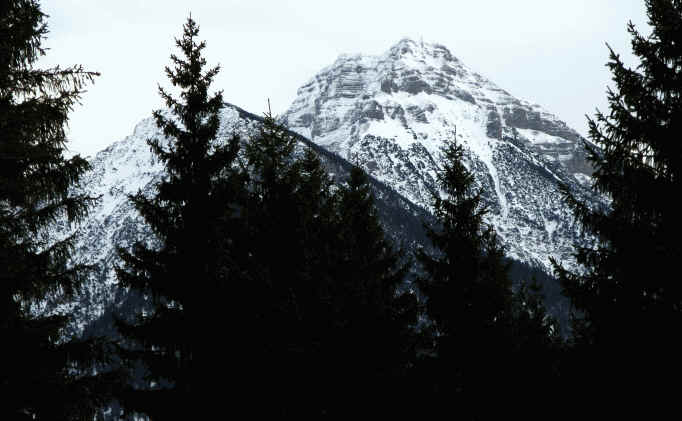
[46,38,598,336]
[283,37,602,273]
[48,103,436,336]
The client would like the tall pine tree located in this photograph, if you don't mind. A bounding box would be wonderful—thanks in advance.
[233,111,317,416]
[234,113,418,416]
[115,16,244,419]
[415,138,514,415]
[416,137,560,417]
[0,0,118,419]
[552,0,682,403]
[319,166,418,416]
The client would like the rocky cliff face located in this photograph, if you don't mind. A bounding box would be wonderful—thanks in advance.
[283,38,600,273]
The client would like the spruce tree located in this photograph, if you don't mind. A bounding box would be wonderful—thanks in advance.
[0,1,118,419]
[236,113,348,416]
[552,0,682,401]
[234,112,315,416]
[416,137,560,417]
[415,138,513,413]
[235,115,418,416]
[320,166,417,416]
[115,16,243,418]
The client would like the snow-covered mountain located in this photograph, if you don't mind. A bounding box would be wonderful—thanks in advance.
[53,105,431,335]
[52,38,601,335]
[283,38,600,274]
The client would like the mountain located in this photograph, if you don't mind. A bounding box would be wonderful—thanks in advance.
[283,38,601,274]
[49,38,601,336]
[49,104,432,336]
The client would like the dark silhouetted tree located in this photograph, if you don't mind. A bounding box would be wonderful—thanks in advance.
[234,112,419,416]
[233,111,317,416]
[0,0,119,419]
[319,165,418,416]
[415,138,513,415]
[552,0,682,404]
[416,137,560,418]
[115,15,244,419]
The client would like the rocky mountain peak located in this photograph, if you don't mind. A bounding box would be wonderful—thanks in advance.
[386,37,458,63]
[284,39,602,273]
[292,37,474,111]
[47,39,602,338]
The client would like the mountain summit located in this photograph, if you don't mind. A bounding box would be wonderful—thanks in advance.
[284,38,600,272]
[49,38,599,335]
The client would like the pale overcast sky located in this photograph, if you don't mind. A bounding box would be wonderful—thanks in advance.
[39,0,650,157]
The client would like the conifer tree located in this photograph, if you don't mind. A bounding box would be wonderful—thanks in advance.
[415,138,513,413]
[115,16,243,418]
[416,138,561,417]
[235,113,350,416]
[552,0,682,400]
[320,166,417,416]
[235,114,418,416]
[234,112,316,416]
[0,1,118,419]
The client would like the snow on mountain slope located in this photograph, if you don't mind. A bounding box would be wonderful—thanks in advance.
[52,105,431,335]
[49,107,260,333]
[283,38,600,273]
[51,38,601,334]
